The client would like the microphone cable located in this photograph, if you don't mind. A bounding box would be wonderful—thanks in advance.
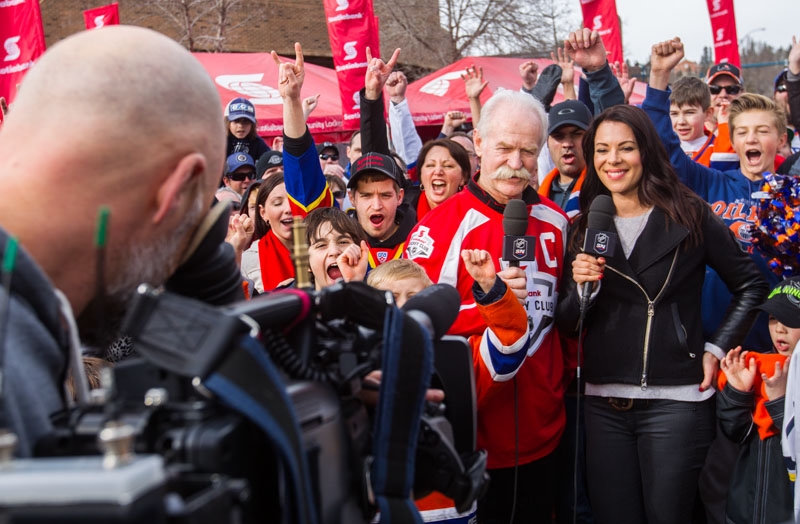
[573,286,590,524]
[508,376,519,524]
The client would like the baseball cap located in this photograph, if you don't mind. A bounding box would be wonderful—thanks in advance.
[547,100,593,136]
[225,98,257,124]
[706,62,743,85]
[775,69,789,91]
[316,141,338,154]
[754,276,800,329]
[226,152,255,174]
[347,152,404,189]
[256,150,283,177]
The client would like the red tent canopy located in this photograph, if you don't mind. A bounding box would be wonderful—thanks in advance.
[405,56,647,131]
[193,52,350,143]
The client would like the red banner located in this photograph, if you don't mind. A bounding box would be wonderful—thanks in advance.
[83,3,120,30]
[0,0,46,105]
[706,0,740,67]
[322,0,380,130]
[579,0,623,65]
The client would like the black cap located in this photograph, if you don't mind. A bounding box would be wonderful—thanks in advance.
[706,62,742,84]
[347,152,404,189]
[316,141,338,154]
[775,69,789,91]
[754,277,800,329]
[256,150,283,177]
[547,100,593,136]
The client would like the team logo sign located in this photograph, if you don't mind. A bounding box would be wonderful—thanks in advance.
[377,251,388,264]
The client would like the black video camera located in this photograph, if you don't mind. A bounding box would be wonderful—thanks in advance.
[0,281,488,524]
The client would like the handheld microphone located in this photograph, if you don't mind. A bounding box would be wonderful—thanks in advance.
[581,195,617,303]
[402,284,461,340]
[502,199,535,267]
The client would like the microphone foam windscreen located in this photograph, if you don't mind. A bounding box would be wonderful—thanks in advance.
[503,199,529,236]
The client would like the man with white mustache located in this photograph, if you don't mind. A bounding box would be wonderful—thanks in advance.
[405,87,569,523]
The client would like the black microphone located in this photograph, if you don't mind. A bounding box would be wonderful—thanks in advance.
[581,195,617,303]
[402,284,461,340]
[502,199,535,267]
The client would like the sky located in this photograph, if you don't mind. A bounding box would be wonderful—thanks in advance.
[611,0,799,65]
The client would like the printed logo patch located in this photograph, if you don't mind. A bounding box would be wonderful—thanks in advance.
[406,226,434,260]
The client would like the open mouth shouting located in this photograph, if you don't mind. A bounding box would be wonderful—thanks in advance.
[326,262,343,282]
[744,148,763,167]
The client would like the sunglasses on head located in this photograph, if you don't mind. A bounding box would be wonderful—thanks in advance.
[229,171,256,182]
[320,153,339,161]
[708,84,742,95]
[776,84,788,93]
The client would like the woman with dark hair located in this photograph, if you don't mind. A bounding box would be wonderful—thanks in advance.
[240,174,296,292]
[411,138,471,220]
[556,104,767,524]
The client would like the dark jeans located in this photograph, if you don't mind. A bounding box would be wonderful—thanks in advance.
[477,450,558,524]
[555,395,594,524]
[584,396,715,524]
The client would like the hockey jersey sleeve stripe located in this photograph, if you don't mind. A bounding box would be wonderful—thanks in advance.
[480,331,530,381]
[437,208,490,287]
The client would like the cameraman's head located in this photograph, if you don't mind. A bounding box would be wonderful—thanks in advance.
[0,26,225,335]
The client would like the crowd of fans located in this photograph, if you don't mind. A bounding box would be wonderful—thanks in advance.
[2,23,800,524]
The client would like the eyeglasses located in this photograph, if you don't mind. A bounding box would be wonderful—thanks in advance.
[332,191,346,200]
[708,84,742,95]
[228,171,256,181]
[320,153,339,161]
[776,84,788,93]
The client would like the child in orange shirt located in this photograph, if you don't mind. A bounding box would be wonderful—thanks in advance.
[669,76,716,166]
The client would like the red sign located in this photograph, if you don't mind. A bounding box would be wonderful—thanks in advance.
[0,0,46,104]
[706,0,740,67]
[579,0,623,65]
[83,3,120,30]
[322,0,380,130]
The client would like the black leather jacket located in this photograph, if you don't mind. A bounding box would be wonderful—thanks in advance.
[557,205,768,387]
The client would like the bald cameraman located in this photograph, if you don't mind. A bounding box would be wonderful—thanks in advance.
[0,26,226,456]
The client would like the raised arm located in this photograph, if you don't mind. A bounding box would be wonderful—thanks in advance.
[387,71,423,171]
[360,47,401,155]
[565,28,624,112]
[788,36,800,133]
[462,65,488,128]
[272,43,331,215]
[552,48,576,101]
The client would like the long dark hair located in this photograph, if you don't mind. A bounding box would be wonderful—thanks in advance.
[570,105,704,252]
[253,174,285,241]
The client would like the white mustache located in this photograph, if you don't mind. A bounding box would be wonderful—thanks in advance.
[492,165,532,181]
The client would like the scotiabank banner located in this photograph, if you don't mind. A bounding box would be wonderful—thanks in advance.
[84,3,121,30]
[706,0,739,67]
[579,0,623,65]
[0,0,46,104]
[322,0,380,130]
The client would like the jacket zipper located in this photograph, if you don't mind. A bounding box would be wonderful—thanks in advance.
[606,249,680,390]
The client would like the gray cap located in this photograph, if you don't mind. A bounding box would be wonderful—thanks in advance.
[547,100,592,136]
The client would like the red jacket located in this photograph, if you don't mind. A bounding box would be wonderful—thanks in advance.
[406,177,569,467]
